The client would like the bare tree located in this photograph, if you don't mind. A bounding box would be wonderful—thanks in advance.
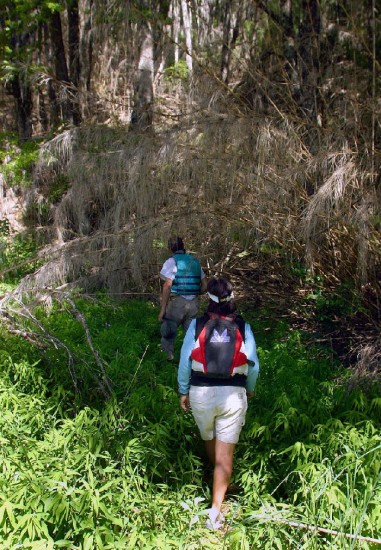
[130,21,154,129]
[171,0,180,64]
[0,9,34,138]
[181,0,193,76]
[48,8,74,123]
[193,0,212,48]
[220,0,242,84]
[66,0,81,124]
[79,0,94,118]
[8,72,33,138]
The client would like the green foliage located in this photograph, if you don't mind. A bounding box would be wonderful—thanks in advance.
[0,297,380,548]
[0,218,10,237]
[0,132,40,187]
[288,264,368,328]
[306,281,364,321]
[164,61,189,82]
[0,230,40,284]
[48,174,70,203]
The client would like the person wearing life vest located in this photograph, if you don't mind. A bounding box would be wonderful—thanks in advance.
[177,277,259,529]
[159,236,207,360]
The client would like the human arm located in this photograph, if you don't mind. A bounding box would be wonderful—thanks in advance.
[200,275,208,294]
[158,278,172,321]
[199,264,208,294]
[158,258,176,321]
[244,323,260,396]
[177,319,196,400]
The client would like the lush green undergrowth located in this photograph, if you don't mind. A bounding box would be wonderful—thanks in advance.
[0,297,380,549]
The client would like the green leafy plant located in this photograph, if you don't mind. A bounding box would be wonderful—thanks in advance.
[0,231,40,284]
[0,218,10,237]
[164,60,189,82]
[0,296,380,548]
[0,132,40,187]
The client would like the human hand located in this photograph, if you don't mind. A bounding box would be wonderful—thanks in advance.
[158,312,164,322]
[180,394,190,411]
[246,391,254,399]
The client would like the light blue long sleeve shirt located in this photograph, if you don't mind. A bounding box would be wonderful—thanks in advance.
[177,318,260,395]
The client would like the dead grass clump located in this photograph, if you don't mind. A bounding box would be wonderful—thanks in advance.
[14,117,308,294]
[348,338,381,391]
[6,77,380,305]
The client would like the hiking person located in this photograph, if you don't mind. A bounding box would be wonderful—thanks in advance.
[159,236,207,360]
[177,277,259,529]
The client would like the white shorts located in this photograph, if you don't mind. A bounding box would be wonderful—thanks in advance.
[189,385,248,444]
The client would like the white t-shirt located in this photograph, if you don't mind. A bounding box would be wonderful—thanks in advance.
[160,257,205,300]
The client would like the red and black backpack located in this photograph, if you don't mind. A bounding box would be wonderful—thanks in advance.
[191,313,248,378]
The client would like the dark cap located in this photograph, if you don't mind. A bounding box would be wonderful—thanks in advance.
[168,236,185,253]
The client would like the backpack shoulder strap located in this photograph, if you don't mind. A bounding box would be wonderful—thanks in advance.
[195,313,210,339]
[195,313,246,341]
[232,314,246,342]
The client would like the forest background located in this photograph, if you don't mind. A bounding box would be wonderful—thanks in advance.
[0,0,380,548]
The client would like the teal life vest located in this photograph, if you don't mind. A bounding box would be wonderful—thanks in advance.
[171,253,202,295]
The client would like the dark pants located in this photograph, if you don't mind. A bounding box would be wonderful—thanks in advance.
[161,295,199,354]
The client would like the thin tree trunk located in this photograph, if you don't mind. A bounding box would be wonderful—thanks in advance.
[181,0,193,76]
[66,0,81,124]
[7,32,33,138]
[43,22,59,128]
[220,0,241,84]
[49,9,74,123]
[10,78,33,138]
[221,0,231,83]
[297,0,321,121]
[171,0,180,64]
[195,0,210,47]
[80,0,93,118]
[37,23,49,132]
[130,21,154,130]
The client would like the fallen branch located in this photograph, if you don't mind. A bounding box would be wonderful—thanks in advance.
[65,296,113,399]
[249,513,381,545]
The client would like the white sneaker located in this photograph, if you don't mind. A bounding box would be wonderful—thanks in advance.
[205,508,225,530]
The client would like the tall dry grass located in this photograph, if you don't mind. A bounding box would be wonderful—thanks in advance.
[19,80,379,301]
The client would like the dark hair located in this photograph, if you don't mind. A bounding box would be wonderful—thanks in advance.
[206,277,237,315]
[168,236,185,253]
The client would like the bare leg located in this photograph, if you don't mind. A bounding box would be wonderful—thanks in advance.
[211,440,235,513]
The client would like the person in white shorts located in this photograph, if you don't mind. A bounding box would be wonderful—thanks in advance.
[177,277,260,529]
[159,236,207,360]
